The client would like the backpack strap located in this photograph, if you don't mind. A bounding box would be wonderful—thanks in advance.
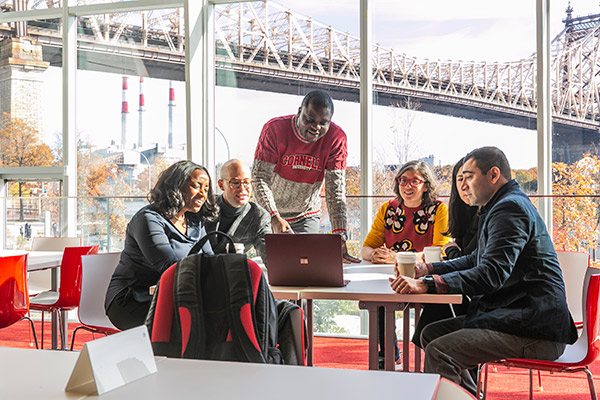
[173,254,206,358]
[220,255,267,363]
[188,231,236,256]
[147,262,181,357]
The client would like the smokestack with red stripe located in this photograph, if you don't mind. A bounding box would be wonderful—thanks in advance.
[138,77,145,148]
[121,76,129,149]
[168,80,175,150]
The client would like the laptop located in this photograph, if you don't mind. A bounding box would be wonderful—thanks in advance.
[264,233,348,287]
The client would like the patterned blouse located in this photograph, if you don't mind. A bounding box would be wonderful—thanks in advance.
[363,198,450,252]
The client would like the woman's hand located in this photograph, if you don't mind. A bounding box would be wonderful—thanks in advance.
[370,246,396,264]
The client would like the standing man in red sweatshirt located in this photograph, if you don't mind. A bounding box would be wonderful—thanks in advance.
[252,90,360,262]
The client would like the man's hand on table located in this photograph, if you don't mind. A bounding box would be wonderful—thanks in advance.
[342,241,361,264]
[388,275,427,294]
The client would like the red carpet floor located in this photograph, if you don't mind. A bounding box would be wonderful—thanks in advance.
[1,321,598,399]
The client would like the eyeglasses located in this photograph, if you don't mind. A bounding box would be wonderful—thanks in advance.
[397,177,425,187]
[223,179,253,189]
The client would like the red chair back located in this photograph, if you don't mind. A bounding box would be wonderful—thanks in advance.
[0,254,29,328]
[581,272,600,366]
[55,245,98,308]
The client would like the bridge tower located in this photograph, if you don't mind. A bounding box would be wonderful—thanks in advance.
[0,37,49,134]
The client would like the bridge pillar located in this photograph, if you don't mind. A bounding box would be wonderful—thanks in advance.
[0,37,49,134]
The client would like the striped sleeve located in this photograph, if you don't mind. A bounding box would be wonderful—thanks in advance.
[251,159,279,216]
[325,169,347,237]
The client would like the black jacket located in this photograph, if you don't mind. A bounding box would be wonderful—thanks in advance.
[444,207,479,260]
[205,196,272,262]
[433,180,577,344]
[105,204,212,309]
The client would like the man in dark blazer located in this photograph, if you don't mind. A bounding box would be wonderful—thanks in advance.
[389,146,577,395]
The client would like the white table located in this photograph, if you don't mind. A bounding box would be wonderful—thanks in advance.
[0,250,64,349]
[0,347,446,400]
[271,261,463,372]
[0,250,63,271]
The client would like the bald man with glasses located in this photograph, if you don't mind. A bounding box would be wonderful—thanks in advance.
[206,159,272,262]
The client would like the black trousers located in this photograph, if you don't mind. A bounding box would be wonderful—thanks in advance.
[106,287,151,330]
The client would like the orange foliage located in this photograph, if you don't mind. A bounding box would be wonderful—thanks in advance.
[0,113,54,167]
[552,155,600,252]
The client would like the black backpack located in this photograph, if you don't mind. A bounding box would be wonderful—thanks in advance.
[146,231,287,363]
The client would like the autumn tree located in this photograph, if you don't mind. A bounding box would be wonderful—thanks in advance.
[135,154,170,195]
[552,155,600,252]
[77,140,130,250]
[0,112,56,220]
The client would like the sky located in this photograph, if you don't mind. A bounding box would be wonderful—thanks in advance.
[39,0,600,170]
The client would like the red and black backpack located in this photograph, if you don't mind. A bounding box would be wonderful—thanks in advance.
[145,232,302,364]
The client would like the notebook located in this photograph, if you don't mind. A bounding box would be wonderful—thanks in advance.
[264,233,348,287]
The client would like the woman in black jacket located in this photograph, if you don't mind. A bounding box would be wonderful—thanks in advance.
[443,159,479,260]
[105,160,218,330]
[412,158,479,348]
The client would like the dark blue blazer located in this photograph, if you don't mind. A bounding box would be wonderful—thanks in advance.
[433,180,577,344]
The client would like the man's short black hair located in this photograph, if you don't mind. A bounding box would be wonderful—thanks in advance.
[464,146,512,180]
[301,90,334,114]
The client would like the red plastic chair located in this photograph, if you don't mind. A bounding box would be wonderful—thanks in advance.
[477,267,600,400]
[0,254,38,348]
[29,245,98,349]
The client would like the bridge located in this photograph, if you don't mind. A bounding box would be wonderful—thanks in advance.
[1,0,600,161]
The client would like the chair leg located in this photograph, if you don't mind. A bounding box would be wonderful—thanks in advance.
[70,326,82,351]
[537,370,543,392]
[583,367,598,400]
[57,311,66,350]
[528,369,533,400]
[40,311,44,349]
[23,316,39,349]
[476,363,489,400]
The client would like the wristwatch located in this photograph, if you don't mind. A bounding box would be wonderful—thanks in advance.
[422,275,437,294]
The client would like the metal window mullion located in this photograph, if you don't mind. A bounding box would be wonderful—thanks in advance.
[359,0,373,244]
[62,4,77,238]
[185,1,215,175]
[536,0,552,230]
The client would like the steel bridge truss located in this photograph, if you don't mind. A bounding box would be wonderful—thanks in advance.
[2,0,600,129]
[216,1,600,130]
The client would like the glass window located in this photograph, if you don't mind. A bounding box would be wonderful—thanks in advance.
[215,0,360,236]
[372,1,537,200]
[0,23,62,167]
[4,180,61,250]
[550,2,600,254]
[76,8,184,250]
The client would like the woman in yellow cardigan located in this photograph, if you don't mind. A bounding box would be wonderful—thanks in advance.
[361,160,449,367]
[361,160,449,264]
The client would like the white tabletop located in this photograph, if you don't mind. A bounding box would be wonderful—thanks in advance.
[0,250,63,271]
[0,347,83,400]
[271,261,462,304]
[93,356,441,400]
[0,347,443,400]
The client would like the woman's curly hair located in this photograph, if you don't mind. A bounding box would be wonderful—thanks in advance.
[148,160,219,223]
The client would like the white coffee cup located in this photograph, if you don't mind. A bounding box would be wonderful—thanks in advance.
[234,243,245,254]
[395,252,417,278]
[423,246,442,263]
